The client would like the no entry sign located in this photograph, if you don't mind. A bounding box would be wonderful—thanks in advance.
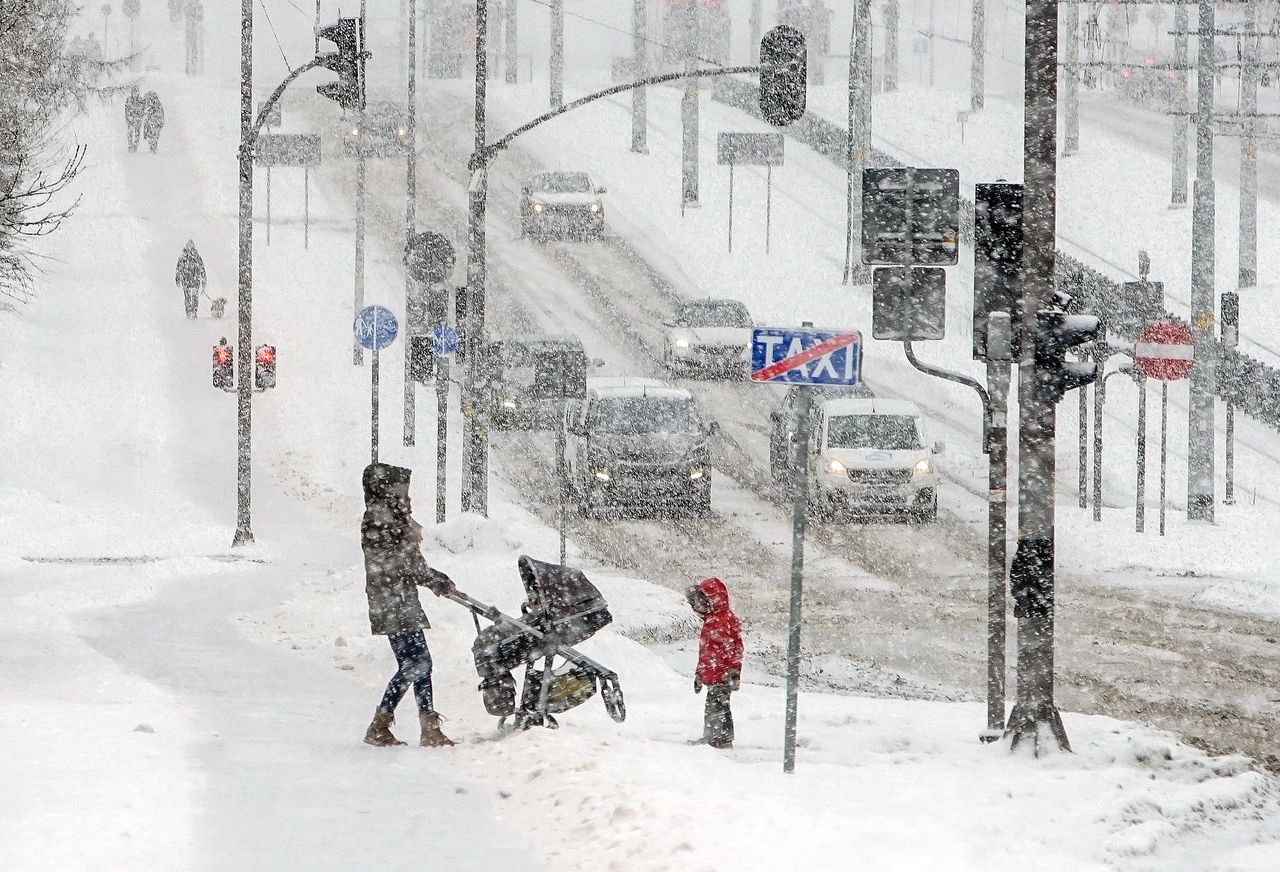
[1135,321,1194,381]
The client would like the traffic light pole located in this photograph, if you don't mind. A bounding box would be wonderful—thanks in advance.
[463,0,490,515]
[404,0,418,447]
[681,0,701,209]
[354,1,368,367]
[843,0,872,285]
[631,0,648,154]
[1007,0,1069,754]
[970,0,985,112]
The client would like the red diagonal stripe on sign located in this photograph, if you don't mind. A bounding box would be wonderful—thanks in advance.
[751,333,858,382]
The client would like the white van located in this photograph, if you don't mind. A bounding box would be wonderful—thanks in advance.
[809,398,943,522]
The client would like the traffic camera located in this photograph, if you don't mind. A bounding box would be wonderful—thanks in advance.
[759,26,807,127]
[255,344,277,390]
[213,339,234,392]
[316,18,366,112]
[1034,306,1101,404]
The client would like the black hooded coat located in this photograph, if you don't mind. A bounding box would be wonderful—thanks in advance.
[175,241,206,290]
[361,463,453,635]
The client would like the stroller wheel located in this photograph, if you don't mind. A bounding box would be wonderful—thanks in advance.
[545,714,559,730]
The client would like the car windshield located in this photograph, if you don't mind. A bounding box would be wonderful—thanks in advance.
[676,301,751,328]
[592,397,701,434]
[534,172,592,194]
[826,414,922,450]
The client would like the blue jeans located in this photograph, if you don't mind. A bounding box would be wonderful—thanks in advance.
[378,630,434,716]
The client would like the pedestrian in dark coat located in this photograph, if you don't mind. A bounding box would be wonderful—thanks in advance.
[142,91,165,153]
[360,462,458,748]
[174,240,205,319]
[124,85,145,153]
[687,577,743,749]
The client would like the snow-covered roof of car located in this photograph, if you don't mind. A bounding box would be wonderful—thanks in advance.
[587,377,689,400]
[819,397,922,417]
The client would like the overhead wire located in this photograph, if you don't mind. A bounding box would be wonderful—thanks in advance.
[520,0,730,69]
[259,0,293,71]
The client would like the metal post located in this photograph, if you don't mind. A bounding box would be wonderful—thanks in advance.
[884,0,898,93]
[1006,0,1069,754]
[354,1,369,366]
[971,0,985,111]
[1078,385,1088,508]
[463,0,490,516]
[783,385,811,773]
[1239,0,1259,289]
[1063,0,1078,155]
[750,0,762,63]
[405,0,419,448]
[506,0,518,85]
[809,0,825,86]
[233,0,255,548]
[1160,382,1168,536]
[1171,3,1189,207]
[550,0,564,108]
[437,355,448,524]
[558,422,567,565]
[844,0,872,284]
[631,0,648,154]
[304,167,310,249]
[315,0,320,54]
[1187,0,1216,522]
[766,164,772,254]
[1136,372,1147,532]
[1092,371,1104,521]
[1226,398,1235,505]
[372,341,381,463]
[265,166,271,246]
[681,0,700,208]
[985,356,1010,738]
[727,163,734,252]
[927,0,936,87]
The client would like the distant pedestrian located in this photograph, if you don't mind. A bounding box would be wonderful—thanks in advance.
[142,91,165,153]
[124,85,145,153]
[687,577,743,750]
[360,463,458,748]
[175,240,205,319]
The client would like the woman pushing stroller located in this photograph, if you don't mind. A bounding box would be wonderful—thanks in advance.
[360,462,457,748]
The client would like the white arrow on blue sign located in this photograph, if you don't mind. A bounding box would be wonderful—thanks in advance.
[432,323,459,358]
[354,305,399,351]
[749,327,862,385]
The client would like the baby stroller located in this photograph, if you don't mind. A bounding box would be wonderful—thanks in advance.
[444,555,626,732]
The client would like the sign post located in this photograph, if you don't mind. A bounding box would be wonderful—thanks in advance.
[355,305,399,463]
[403,231,456,450]
[749,326,862,773]
[1135,321,1195,536]
[432,321,459,524]
[254,133,322,248]
[716,132,785,254]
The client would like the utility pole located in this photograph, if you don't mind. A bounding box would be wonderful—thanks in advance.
[506,0,518,85]
[1062,0,1079,155]
[1239,0,1259,289]
[971,0,985,111]
[927,0,936,87]
[884,0,899,93]
[234,0,255,547]
[1187,0,1216,522]
[1007,0,1069,753]
[404,0,419,447]
[463,0,490,515]
[750,0,762,63]
[550,0,564,108]
[843,0,872,285]
[632,0,648,154]
[354,0,368,366]
[809,0,825,86]
[1171,3,1189,207]
[681,0,700,208]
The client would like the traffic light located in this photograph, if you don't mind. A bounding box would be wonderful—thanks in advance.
[1221,291,1239,348]
[315,18,365,112]
[410,335,433,383]
[213,338,234,392]
[758,26,806,126]
[973,182,1023,360]
[1034,306,1101,404]
[255,344,277,390]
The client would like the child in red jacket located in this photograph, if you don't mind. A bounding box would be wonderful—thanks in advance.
[687,577,743,749]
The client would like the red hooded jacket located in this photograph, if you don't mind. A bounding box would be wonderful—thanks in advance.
[694,578,743,686]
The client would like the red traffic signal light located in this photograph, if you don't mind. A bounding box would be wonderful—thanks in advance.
[255,344,277,390]
[213,339,234,392]
[1120,67,1132,79]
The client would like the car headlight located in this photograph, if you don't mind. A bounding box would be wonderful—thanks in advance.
[501,398,517,409]
[690,467,705,481]
[532,203,544,213]
[827,459,847,475]
[914,459,933,476]
[593,468,611,482]
[397,127,408,136]
[589,202,600,213]
[349,125,361,136]
[675,338,690,349]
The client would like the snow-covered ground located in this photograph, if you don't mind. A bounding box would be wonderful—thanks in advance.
[5,2,1280,870]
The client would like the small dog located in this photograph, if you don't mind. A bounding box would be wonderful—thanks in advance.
[210,297,228,319]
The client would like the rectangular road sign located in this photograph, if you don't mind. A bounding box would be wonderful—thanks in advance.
[749,327,862,385]
[255,133,322,168]
[862,167,960,266]
[717,132,785,166]
[872,266,946,341]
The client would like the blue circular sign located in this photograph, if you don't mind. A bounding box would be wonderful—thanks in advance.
[354,305,398,351]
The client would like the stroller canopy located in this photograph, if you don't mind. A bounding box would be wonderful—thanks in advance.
[518,555,612,645]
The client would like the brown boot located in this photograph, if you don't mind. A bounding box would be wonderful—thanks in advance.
[364,710,406,747]
[419,712,456,747]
